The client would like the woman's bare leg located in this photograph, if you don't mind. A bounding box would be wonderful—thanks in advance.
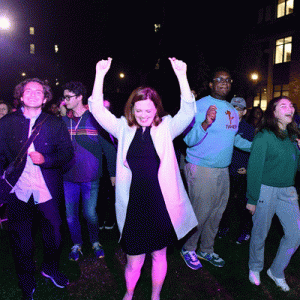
[151,247,167,300]
[123,253,146,300]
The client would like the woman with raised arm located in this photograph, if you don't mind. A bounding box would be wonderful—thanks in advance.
[247,96,300,292]
[89,57,198,300]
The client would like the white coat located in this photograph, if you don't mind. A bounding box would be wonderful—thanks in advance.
[89,95,198,240]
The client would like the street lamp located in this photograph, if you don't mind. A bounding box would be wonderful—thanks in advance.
[250,72,259,82]
[0,16,10,30]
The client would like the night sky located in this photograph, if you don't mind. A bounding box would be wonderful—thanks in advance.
[55,1,258,82]
[1,0,260,109]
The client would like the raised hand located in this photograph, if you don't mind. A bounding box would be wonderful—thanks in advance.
[202,105,217,131]
[96,58,112,77]
[206,105,217,124]
[169,57,187,78]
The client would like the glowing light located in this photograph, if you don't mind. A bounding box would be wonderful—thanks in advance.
[251,73,259,81]
[119,72,125,79]
[0,16,10,30]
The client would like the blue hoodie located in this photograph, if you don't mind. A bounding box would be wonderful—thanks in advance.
[184,95,251,168]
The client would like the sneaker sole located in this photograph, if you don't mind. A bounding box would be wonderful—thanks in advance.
[267,269,290,292]
[197,255,225,268]
[180,252,202,270]
[104,226,115,230]
[41,271,69,288]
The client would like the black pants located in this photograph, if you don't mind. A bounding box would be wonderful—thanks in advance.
[219,174,252,237]
[7,194,62,296]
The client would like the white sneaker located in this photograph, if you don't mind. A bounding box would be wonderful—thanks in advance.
[249,270,260,286]
[267,269,290,292]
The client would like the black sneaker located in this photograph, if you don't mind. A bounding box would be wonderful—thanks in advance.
[41,270,69,288]
[20,274,36,300]
[23,287,35,300]
[236,233,250,244]
[104,222,115,230]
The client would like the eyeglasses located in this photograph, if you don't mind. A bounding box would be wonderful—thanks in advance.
[64,95,77,101]
[213,77,233,84]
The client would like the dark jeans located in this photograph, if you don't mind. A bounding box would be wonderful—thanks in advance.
[219,174,252,237]
[7,194,62,296]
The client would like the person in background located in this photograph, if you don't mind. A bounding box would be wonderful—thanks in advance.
[0,78,73,299]
[98,99,118,230]
[0,100,11,119]
[247,96,300,292]
[181,69,252,270]
[89,57,198,300]
[218,97,254,244]
[62,81,116,261]
[247,106,263,129]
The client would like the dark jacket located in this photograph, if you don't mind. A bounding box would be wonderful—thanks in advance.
[62,110,116,183]
[0,109,74,202]
[229,119,255,176]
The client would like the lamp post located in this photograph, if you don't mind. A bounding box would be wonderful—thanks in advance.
[249,72,265,109]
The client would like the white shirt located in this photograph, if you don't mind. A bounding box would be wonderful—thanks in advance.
[11,111,52,204]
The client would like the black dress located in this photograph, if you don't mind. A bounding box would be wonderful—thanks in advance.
[120,126,176,255]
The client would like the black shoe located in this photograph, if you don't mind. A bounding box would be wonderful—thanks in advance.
[23,287,35,300]
[19,274,36,300]
[41,270,69,288]
[104,221,115,230]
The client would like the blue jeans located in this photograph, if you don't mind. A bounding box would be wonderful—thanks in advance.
[64,180,100,245]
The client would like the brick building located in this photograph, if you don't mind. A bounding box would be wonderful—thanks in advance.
[236,0,299,110]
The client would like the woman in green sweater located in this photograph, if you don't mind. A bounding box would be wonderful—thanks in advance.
[247,96,300,292]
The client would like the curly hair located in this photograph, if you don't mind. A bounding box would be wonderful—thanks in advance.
[14,78,53,105]
[62,81,87,105]
[258,96,300,141]
[124,86,167,127]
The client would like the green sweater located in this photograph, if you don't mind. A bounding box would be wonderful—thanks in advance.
[247,130,300,205]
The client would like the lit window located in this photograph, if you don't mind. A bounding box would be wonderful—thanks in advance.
[274,84,289,98]
[154,24,161,33]
[54,44,59,53]
[277,0,294,18]
[29,27,34,35]
[254,87,267,111]
[275,36,292,64]
[30,43,35,54]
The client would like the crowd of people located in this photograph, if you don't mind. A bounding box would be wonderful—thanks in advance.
[1,57,300,300]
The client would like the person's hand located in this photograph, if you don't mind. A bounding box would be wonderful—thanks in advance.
[246,203,256,215]
[237,167,247,175]
[96,58,112,76]
[296,138,300,148]
[59,101,67,116]
[110,177,116,187]
[169,57,187,78]
[29,151,45,165]
[203,105,217,126]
